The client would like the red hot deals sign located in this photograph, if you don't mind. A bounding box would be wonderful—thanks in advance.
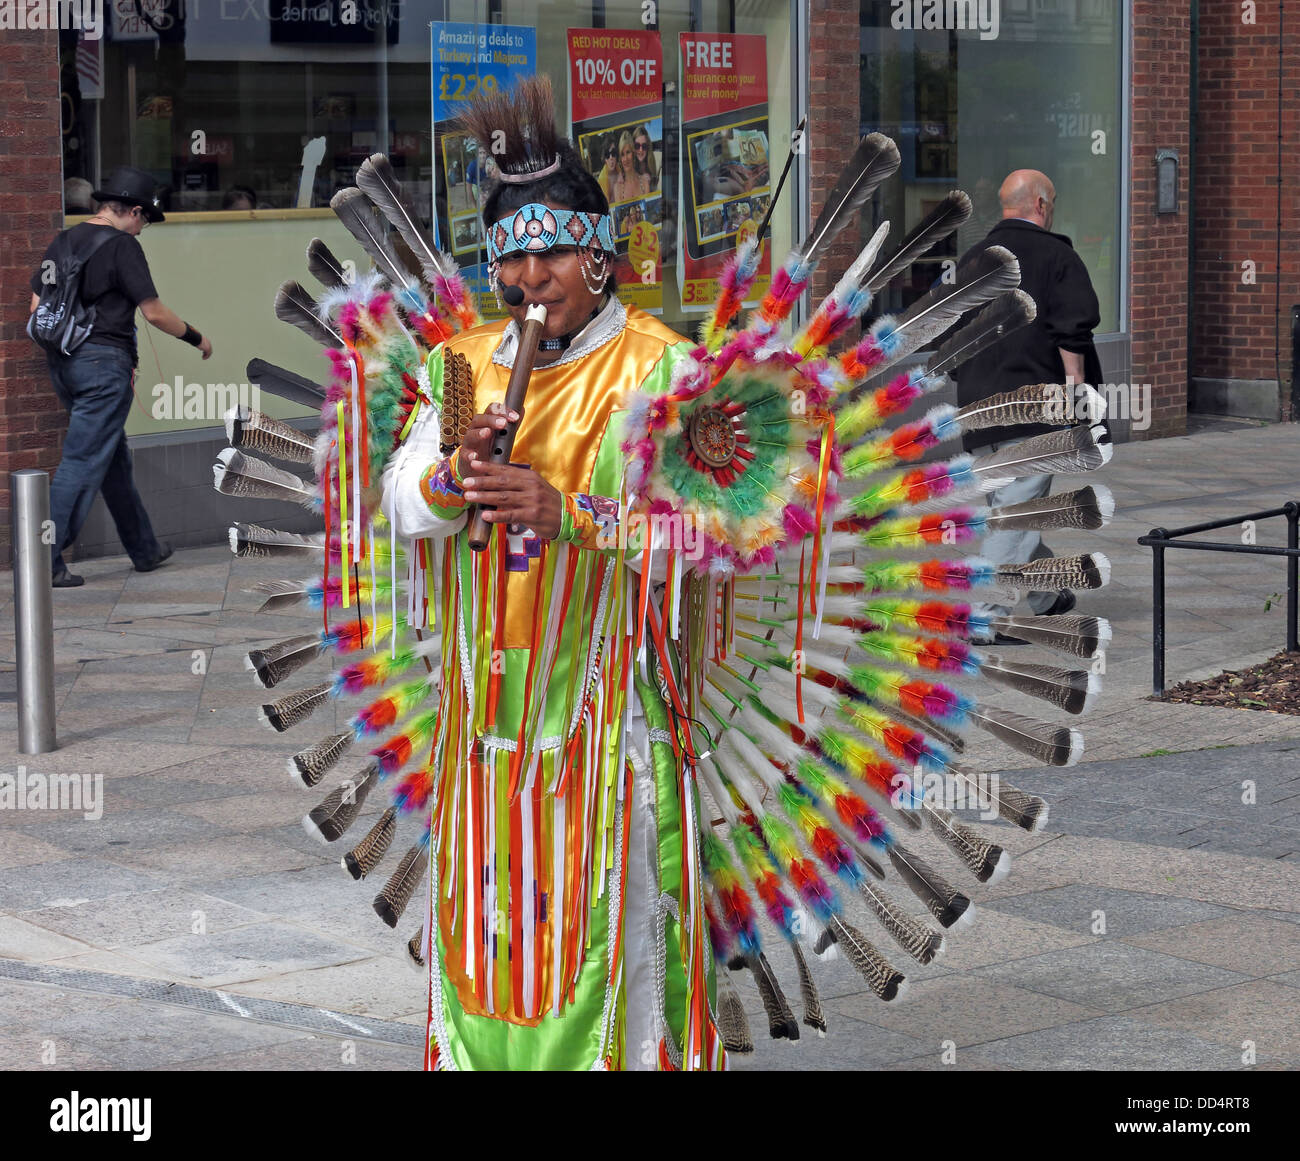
[677,33,771,312]
[567,28,663,313]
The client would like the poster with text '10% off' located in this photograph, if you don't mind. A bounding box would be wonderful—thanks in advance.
[567,28,664,313]
[431,21,537,318]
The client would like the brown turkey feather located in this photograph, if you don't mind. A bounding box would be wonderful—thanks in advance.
[213,449,315,508]
[972,423,1112,481]
[857,879,946,964]
[274,280,344,348]
[246,633,324,689]
[790,942,827,1035]
[225,406,315,464]
[988,613,1111,658]
[290,731,354,787]
[259,680,333,733]
[994,552,1110,592]
[826,914,906,1001]
[304,761,379,843]
[886,841,972,929]
[956,382,1106,430]
[374,843,428,927]
[344,806,396,879]
[988,485,1114,533]
[968,703,1083,769]
[981,655,1098,715]
[925,804,1010,881]
[306,237,350,290]
[747,953,799,1041]
[716,973,754,1053]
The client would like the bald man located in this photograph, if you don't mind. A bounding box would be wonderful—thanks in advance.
[951,169,1103,641]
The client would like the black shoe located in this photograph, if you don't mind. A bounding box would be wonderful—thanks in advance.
[1042,589,1077,617]
[991,632,1029,646]
[52,570,84,588]
[134,543,174,573]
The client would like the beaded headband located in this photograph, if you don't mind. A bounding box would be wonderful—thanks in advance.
[486,202,616,262]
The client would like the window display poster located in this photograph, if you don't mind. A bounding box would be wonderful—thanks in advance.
[431,21,538,318]
[567,28,663,313]
[677,33,771,313]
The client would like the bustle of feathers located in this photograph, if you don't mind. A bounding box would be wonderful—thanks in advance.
[220,123,1122,1038]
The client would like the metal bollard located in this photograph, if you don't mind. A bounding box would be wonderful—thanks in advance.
[11,470,57,753]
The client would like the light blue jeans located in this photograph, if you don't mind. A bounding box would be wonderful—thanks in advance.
[970,438,1058,635]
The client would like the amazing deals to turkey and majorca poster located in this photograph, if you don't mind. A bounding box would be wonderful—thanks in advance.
[678,33,772,312]
[431,21,537,318]
[567,27,664,313]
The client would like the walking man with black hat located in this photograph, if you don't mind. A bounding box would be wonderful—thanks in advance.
[28,165,213,587]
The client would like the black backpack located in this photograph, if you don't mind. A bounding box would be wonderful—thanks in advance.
[27,228,118,356]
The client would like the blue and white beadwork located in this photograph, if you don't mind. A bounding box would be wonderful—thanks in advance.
[487,203,615,262]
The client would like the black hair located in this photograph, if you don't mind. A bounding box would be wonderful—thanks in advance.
[483,142,610,224]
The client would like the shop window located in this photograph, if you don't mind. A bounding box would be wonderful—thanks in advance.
[860,0,1123,333]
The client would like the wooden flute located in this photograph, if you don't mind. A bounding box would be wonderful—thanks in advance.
[466,300,548,551]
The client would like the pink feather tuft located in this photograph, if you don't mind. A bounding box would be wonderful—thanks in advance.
[783,504,816,539]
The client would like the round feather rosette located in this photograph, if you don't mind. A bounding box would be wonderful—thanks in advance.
[623,354,835,573]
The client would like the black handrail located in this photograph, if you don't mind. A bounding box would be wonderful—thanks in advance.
[1137,502,1299,695]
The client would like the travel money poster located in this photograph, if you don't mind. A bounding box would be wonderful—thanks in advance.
[567,28,664,313]
[677,33,771,312]
[431,21,537,318]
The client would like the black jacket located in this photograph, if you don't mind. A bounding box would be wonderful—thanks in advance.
[950,218,1103,450]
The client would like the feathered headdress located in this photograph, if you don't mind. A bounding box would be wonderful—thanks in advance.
[454,74,567,187]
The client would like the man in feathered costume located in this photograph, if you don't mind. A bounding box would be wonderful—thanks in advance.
[384,78,710,1070]
[218,74,1116,1073]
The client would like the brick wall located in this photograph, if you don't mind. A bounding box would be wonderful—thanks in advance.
[0,31,63,557]
[808,0,862,303]
[1192,0,1299,413]
[1129,2,1191,439]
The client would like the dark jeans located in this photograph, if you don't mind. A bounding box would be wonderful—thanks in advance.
[46,342,161,575]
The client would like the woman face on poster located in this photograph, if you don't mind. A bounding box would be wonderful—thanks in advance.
[603,138,619,181]
[632,124,658,189]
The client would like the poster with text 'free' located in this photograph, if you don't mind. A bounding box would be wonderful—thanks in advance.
[567,28,663,314]
[431,22,537,318]
[678,33,771,313]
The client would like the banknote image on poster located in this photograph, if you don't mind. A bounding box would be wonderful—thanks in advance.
[431,21,536,317]
[568,28,663,311]
[678,33,771,311]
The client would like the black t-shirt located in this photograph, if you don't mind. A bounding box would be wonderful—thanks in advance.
[30,223,158,362]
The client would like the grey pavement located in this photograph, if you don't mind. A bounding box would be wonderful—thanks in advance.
[0,420,1298,1070]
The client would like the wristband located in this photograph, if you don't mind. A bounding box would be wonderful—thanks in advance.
[181,323,203,347]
